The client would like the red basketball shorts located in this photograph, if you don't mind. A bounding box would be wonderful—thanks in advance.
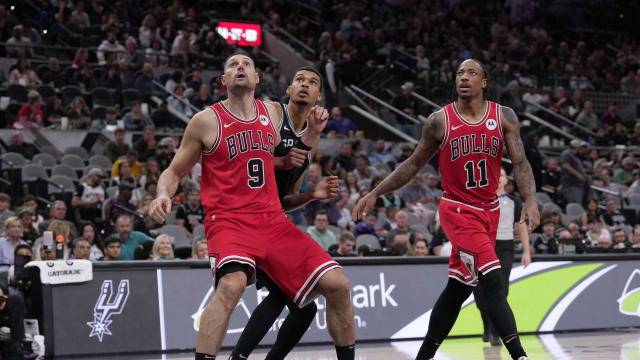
[438,196,501,286]
[205,210,340,307]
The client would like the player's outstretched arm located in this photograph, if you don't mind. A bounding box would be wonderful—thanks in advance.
[150,110,210,223]
[351,110,444,221]
[502,106,540,232]
[281,175,340,212]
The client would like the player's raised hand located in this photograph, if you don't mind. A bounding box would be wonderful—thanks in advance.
[150,195,172,223]
[307,106,329,134]
[276,147,309,170]
[351,193,377,222]
[520,198,540,233]
[312,176,340,200]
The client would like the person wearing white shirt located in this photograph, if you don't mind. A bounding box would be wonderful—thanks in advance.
[97,31,126,65]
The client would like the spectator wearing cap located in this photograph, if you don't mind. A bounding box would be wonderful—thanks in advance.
[167,84,193,118]
[72,168,106,223]
[123,102,154,131]
[103,128,130,163]
[105,182,137,226]
[613,157,636,186]
[560,139,589,205]
[13,90,44,129]
[326,107,357,137]
[7,131,38,160]
[392,82,419,138]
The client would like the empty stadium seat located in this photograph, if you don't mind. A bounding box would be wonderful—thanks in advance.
[61,154,85,169]
[159,224,191,248]
[63,146,89,159]
[356,234,381,250]
[33,153,57,168]
[1,152,26,167]
[52,164,78,180]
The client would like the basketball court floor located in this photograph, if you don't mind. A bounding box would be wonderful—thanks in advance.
[80,329,640,360]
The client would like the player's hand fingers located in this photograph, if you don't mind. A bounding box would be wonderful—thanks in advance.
[320,108,329,121]
[529,210,540,232]
[351,201,362,222]
[289,148,309,157]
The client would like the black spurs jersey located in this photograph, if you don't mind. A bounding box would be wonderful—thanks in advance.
[274,102,312,202]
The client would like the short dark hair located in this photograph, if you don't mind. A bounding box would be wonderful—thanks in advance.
[104,235,121,247]
[293,66,323,91]
[22,195,36,204]
[223,51,254,70]
[314,210,328,219]
[14,244,32,257]
[72,237,90,249]
[451,58,490,101]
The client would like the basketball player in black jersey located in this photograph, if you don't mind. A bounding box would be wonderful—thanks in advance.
[230,67,343,360]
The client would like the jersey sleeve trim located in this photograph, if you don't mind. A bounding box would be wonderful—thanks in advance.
[438,107,449,150]
[258,100,278,137]
[202,106,222,155]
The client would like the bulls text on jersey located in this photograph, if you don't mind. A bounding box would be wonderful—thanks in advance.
[449,134,500,162]
[225,129,275,161]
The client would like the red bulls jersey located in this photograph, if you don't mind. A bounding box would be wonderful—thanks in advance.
[438,101,504,206]
[201,99,282,214]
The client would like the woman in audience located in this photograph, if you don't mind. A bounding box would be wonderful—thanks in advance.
[44,95,64,128]
[46,219,72,258]
[151,234,176,260]
[585,215,611,248]
[80,222,104,261]
[190,240,208,260]
[0,216,28,265]
[110,161,134,187]
[67,96,92,129]
[13,91,44,129]
[413,237,429,256]
[581,198,600,226]
[9,58,41,87]
[17,208,38,246]
[344,171,361,208]
[71,48,89,69]
[139,158,160,189]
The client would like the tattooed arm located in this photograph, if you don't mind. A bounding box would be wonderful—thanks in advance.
[351,110,445,221]
[501,106,540,231]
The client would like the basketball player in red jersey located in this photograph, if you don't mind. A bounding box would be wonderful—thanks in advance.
[150,52,356,360]
[352,58,539,360]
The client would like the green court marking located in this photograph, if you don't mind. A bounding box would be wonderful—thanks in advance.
[449,263,603,336]
[438,334,554,360]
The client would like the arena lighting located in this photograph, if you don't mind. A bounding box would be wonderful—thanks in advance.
[215,21,261,47]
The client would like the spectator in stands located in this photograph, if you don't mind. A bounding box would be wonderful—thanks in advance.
[388,240,410,256]
[613,157,636,186]
[134,62,155,98]
[0,216,27,266]
[191,240,208,260]
[113,214,152,260]
[103,128,130,163]
[80,222,104,261]
[610,122,629,145]
[72,168,105,223]
[620,69,637,94]
[44,95,64,127]
[424,173,443,202]
[151,101,175,129]
[105,183,137,226]
[101,106,119,130]
[303,163,342,225]
[263,66,288,100]
[630,122,640,146]
[575,101,600,132]
[176,188,204,238]
[0,193,13,230]
[123,101,154,131]
[398,174,430,205]
[336,188,355,231]
[540,158,561,194]
[396,143,414,163]
[120,36,144,85]
[146,38,169,67]
[151,234,176,261]
[534,219,559,254]
[138,15,156,48]
[7,131,38,160]
[165,70,185,94]
[522,84,544,114]
[167,84,193,118]
[17,208,37,245]
[102,236,121,261]
[353,156,379,183]
[392,82,419,137]
[69,0,90,31]
[333,142,355,173]
[500,80,524,113]
[69,237,91,260]
[413,236,429,256]
[355,211,380,238]
[326,107,357,138]
[6,25,32,58]
[0,287,37,359]
[611,228,631,252]
[13,90,43,129]
[601,197,630,228]
[329,232,356,257]
[66,96,91,129]
[368,139,395,166]
[171,26,197,56]
[110,162,134,188]
[307,210,337,250]
[601,104,621,128]
[21,195,43,230]
[344,171,361,205]
[39,57,65,88]
[586,215,611,248]
[190,83,214,110]
[71,48,89,69]
[97,30,125,65]
[139,158,160,190]
[100,65,123,90]
[385,210,415,247]
[154,137,174,171]
[133,126,156,162]
[73,64,94,92]
[560,139,588,205]
[632,226,640,249]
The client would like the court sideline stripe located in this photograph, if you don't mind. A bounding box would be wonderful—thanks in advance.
[157,268,167,350]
